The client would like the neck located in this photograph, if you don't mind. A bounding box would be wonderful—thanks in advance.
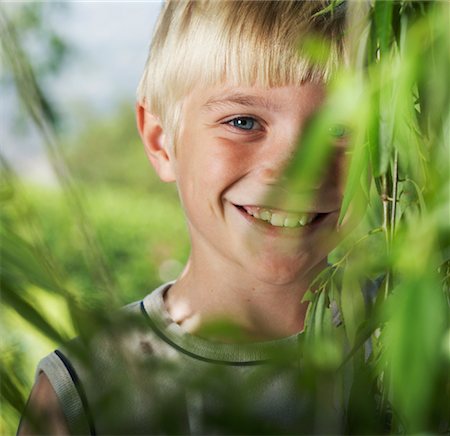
[164,249,326,342]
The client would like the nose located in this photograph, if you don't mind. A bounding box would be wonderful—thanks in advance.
[257,166,290,185]
[256,135,297,186]
[256,139,333,192]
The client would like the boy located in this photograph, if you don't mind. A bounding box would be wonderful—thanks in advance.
[19,1,349,434]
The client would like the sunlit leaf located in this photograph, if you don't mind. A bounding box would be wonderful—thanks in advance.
[1,282,68,344]
[338,137,369,225]
[0,225,63,294]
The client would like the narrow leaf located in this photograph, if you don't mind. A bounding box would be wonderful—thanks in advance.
[340,267,365,346]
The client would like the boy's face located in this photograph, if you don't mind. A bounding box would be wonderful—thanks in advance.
[164,83,348,285]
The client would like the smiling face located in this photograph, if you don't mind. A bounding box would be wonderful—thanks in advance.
[160,82,348,286]
[139,82,348,287]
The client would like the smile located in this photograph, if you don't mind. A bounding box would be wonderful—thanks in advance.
[236,205,321,228]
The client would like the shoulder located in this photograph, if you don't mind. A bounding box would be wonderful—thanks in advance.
[18,372,70,435]
[20,284,179,434]
[20,347,96,435]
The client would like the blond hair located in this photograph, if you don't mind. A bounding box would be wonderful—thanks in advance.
[137,0,347,149]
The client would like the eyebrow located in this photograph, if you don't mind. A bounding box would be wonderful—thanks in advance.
[201,92,281,112]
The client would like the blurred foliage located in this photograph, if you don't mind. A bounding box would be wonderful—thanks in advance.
[1,2,69,77]
[2,181,187,304]
[0,3,188,433]
[1,110,189,435]
[0,2,70,131]
[300,1,450,433]
[65,102,177,196]
[1,0,450,435]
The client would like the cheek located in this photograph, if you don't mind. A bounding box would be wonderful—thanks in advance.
[208,137,254,178]
[176,134,246,212]
[194,137,252,186]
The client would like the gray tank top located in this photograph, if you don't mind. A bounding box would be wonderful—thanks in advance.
[37,282,341,434]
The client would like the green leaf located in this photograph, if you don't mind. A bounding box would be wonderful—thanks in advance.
[340,308,384,368]
[339,146,367,224]
[338,140,369,225]
[1,281,67,344]
[0,364,26,414]
[377,71,396,177]
[301,289,315,303]
[383,277,447,432]
[298,34,332,68]
[281,110,335,209]
[367,88,382,178]
[0,225,63,294]
[340,267,365,346]
[314,288,327,337]
[374,0,393,56]
[311,0,345,18]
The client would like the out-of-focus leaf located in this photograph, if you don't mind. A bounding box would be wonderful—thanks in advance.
[0,364,26,414]
[345,357,384,434]
[340,266,365,347]
[415,6,450,142]
[338,139,369,225]
[304,283,343,371]
[340,305,384,368]
[1,282,67,344]
[314,288,327,338]
[378,85,395,177]
[298,34,331,68]
[374,0,393,56]
[282,72,367,214]
[383,276,446,432]
[280,109,335,210]
[367,87,382,179]
[304,291,318,343]
[0,225,63,294]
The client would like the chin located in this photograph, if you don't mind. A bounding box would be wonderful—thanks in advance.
[248,252,327,287]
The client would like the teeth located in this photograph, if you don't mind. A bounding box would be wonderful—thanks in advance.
[284,217,299,228]
[241,206,317,228]
[260,210,271,222]
[270,213,285,226]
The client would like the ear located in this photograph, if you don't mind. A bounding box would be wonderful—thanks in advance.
[136,103,176,183]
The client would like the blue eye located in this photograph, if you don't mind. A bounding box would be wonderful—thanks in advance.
[228,117,261,131]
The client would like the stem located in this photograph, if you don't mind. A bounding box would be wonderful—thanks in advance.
[381,174,391,299]
[382,175,390,244]
[383,150,399,300]
[390,150,399,241]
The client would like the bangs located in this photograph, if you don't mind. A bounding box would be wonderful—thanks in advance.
[181,21,340,91]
